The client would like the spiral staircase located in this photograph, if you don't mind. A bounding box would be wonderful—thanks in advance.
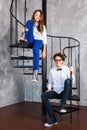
[9,0,80,123]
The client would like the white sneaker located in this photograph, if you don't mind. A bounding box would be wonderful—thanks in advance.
[44,119,58,127]
[60,109,67,113]
[44,122,58,127]
[32,70,38,82]
[32,78,38,82]
[19,38,27,43]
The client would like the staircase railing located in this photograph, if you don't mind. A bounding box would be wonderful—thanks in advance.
[47,35,80,123]
[47,34,80,96]
[10,0,25,27]
[9,0,80,90]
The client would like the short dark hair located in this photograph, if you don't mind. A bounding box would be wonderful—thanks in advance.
[53,53,65,61]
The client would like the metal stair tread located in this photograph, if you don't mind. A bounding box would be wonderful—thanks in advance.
[53,105,80,115]
[12,65,42,68]
[23,72,42,75]
[11,55,42,60]
[9,42,33,48]
[11,55,33,60]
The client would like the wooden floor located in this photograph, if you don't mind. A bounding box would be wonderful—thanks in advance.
[0,102,87,130]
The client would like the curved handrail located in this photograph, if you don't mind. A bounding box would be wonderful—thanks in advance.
[47,35,80,46]
[63,45,80,58]
[10,0,25,27]
[47,34,80,59]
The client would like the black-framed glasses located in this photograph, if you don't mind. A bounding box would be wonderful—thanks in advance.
[54,59,62,62]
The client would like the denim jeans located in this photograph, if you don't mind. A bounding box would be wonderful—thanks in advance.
[41,79,71,118]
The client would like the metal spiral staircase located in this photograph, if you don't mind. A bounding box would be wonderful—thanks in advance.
[9,0,43,74]
[47,35,80,123]
[9,0,80,123]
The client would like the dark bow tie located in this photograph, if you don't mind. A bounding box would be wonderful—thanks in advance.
[57,68,62,71]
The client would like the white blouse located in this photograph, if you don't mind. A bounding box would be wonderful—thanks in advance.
[33,25,47,44]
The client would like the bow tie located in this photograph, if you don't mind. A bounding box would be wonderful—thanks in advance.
[57,68,62,71]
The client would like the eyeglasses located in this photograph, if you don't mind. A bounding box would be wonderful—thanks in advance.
[54,59,62,62]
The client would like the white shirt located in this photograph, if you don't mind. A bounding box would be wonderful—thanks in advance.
[33,25,47,44]
[47,65,75,94]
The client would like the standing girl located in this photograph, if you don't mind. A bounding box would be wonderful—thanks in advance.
[20,9,47,82]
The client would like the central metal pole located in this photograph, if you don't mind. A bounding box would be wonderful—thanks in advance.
[42,0,47,115]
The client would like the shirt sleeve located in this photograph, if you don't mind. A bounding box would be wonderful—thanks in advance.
[42,25,47,44]
[47,70,53,90]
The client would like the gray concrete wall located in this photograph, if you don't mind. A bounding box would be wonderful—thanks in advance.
[0,0,87,107]
[0,0,42,107]
[47,0,87,106]
[0,0,24,107]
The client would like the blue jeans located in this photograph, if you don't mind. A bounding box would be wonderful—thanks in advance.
[32,40,43,70]
[41,79,71,118]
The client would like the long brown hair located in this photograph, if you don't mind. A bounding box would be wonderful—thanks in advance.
[31,9,44,33]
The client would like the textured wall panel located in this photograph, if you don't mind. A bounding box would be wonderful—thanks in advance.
[0,0,87,107]
[47,0,87,106]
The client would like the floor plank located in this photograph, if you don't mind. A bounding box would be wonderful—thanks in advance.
[0,102,87,130]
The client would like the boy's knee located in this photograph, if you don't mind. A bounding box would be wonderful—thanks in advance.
[65,79,71,86]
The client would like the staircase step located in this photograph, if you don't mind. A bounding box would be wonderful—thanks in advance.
[9,42,33,48]
[11,55,33,60]
[11,55,42,60]
[12,65,32,68]
[12,65,42,68]
[71,95,80,101]
[23,72,42,75]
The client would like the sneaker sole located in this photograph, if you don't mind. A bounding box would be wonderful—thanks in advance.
[32,79,38,82]
[19,39,27,43]
[60,110,67,113]
[44,122,58,127]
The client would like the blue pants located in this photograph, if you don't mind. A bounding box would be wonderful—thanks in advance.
[41,79,71,118]
[25,20,43,70]
[33,40,43,70]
